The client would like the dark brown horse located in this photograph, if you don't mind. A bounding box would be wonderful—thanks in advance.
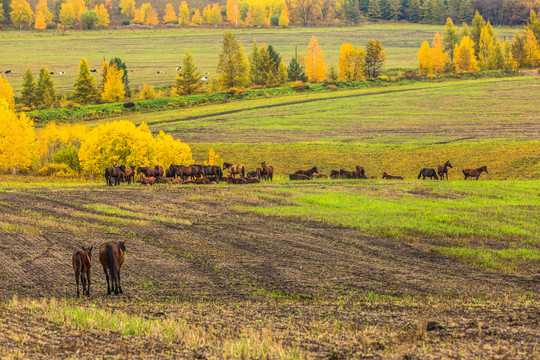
[118,165,135,184]
[382,172,404,180]
[330,170,340,179]
[99,240,126,295]
[295,166,318,178]
[203,165,223,179]
[418,168,438,180]
[170,165,201,180]
[137,166,162,178]
[312,173,328,179]
[437,161,453,180]
[223,162,245,178]
[463,166,488,180]
[289,173,310,180]
[72,246,92,297]
[261,162,274,181]
[339,169,355,179]
[105,165,124,186]
[354,166,366,179]
[245,177,260,183]
[154,165,164,178]
[226,175,247,184]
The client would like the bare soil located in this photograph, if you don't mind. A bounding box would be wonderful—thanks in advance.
[0,184,538,359]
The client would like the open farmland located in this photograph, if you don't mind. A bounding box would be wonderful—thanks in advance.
[0,181,538,358]
[0,24,518,93]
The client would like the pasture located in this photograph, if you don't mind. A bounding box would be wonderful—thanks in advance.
[0,181,538,358]
[0,23,519,93]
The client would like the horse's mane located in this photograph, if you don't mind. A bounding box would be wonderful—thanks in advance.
[116,241,126,252]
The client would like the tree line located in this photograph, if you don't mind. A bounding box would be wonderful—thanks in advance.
[417,11,540,75]
[1,0,538,29]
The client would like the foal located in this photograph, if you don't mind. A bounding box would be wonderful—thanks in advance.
[72,246,92,297]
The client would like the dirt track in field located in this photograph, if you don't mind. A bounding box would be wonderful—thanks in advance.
[0,184,538,359]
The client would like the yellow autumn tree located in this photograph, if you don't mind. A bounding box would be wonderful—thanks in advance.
[279,2,290,27]
[78,121,156,173]
[119,0,136,19]
[431,33,449,74]
[35,0,52,25]
[417,41,433,75]
[244,6,253,26]
[95,4,109,27]
[102,65,125,102]
[204,147,223,167]
[59,2,75,28]
[191,9,202,25]
[338,43,365,80]
[227,0,240,27]
[36,122,88,166]
[68,0,87,26]
[209,3,222,26]
[0,100,35,174]
[478,25,495,70]
[163,3,177,23]
[524,29,540,68]
[154,131,193,169]
[0,75,14,110]
[305,35,327,82]
[178,1,189,24]
[454,36,479,73]
[34,10,46,29]
[140,3,158,26]
[10,0,33,28]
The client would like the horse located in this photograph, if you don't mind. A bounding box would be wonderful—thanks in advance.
[165,168,176,178]
[330,170,340,179]
[119,165,135,185]
[99,240,126,295]
[261,162,274,181]
[104,167,114,186]
[354,166,366,179]
[223,162,245,178]
[170,165,201,180]
[154,165,164,178]
[418,168,439,180]
[245,177,260,183]
[195,177,211,184]
[204,165,223,179]
[339,169,355,179]
[72,246,92,297]
[246,171,258,178]
[156,176,172,184]
[289,173,310,180]
[256,168,264,180]
[226,176,247,184]
[463,166,488,180]
[295,166,318,178]
[137,174,155,185]
[437,161,453,180]
[105,165,125,186]
[382,172,404,180]
[312,174,328,179]
[137,166,159,177]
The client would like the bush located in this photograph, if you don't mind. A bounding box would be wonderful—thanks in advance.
[51,146,81,172]
[37,163,76,177]
[270,15,279,26]
[290,81,310,91]
[327,84,337,91]
[81,11,99,30]
[122,20,130,26]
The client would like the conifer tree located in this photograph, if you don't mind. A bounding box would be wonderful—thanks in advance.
[368,0,381,19]
[431,32,449,74]
[287,57,307,81]
[109,57,130,97]
[510,32,525,68]
[453,36,478,73]
[471,11,486,54]
[305,35,327,82]
[408,0,422,22]
[461,22,471,38]
[249,40,263,85]
[36,67,57,108]
[417,41,432,75]
[73,58,98,104]
[443,17,459,60]
[217,32,250,89]
[174,50,203,95]
[523,29,540,68]
[21,68,36,108]
[432,0,446,24]
[99,61,109,93]
[364,39,386,78]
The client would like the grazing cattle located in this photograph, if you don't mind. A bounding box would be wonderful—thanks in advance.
[382,172,404,180]
[437,161,453,180]
[203,71,209,75]
[72,246,92,297]
[226,176,247,184]
[418,168,439,180]
[261,162,274,181]
[157,71,165,74]
[354,166,366,179]
[90,69,97,73]
[176,66,182,71]
[312,174,328,179]
[58,71,65,75]
[4,70,11,74]
[330,170,340,179]
[49,72,54,75]
[223,162,245,178]
[295,166,318,178]
[463,166,488,180]
[99,240,126,296]
[201,76,208,81]
[289,173,310,180]
[137,175,155,185]
[245,177,260,183]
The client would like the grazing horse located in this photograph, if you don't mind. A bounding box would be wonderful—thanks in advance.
[295,166,318,178]
[289,173,310,180]
[105,165,125,186]
[463,166,488,180]
[418,168,439,180]
[354,166,366,179]
[382,172,404,180]
[72,246,92,297]
[170,165,201,180]
[99,240,126,295]
[437,161,453,180]
[330,170,340,179]
[119,165,135,185]
[223,162,245,178]
[339,169,355,179]
[204,165,223,179]
[261,162,274,181]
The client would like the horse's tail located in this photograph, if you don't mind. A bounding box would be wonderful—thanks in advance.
[241,166,245,178]
[417,171,422,179]
[74,253,81,279]
[106,244,117,291]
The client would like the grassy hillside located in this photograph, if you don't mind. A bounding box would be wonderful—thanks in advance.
[0,24,518,93]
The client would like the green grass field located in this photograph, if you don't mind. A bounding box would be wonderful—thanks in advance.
[0,24,519,93]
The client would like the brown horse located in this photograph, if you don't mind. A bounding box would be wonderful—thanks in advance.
[382,172,404,180]
[261,162,274,181]
[437,161,453,180]
[295,166,318,178]
[245,177,260,183]
[312,174,328,179]
[226,176,247,184]
[289,173,310,180]
[137,166,161,177]
[137,175,155,185]
[105,166,125,186]
[72,246,92,297]
[354,166,366,179]
[340,169,355,179]
[99,240,126,295]
[463,166,488,180]
[330,170,340,179]
[223,162,245,178]
[118,165,135,184]
[170,165,201,180]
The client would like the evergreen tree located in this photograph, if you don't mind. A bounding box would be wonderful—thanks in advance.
[216,32,250,89]
[368,0,381,19]
[73,58,98,104]
[458,0,474,23]
[388,0,401,20]
[379,0,390,20]
[267,45,282,72]
[510,32,525,68]
[432,0,446,24]
[358,0,370,14]
[287,57,307,81]
[0,4,5,24]
[248,40,263,85]
[471,11,486,54]
[443,18,459,60]
[109,57,130,97]
[36,67,56,108]
[461,22,471,38]
[421,0,434,23]
[174,50,203,95]
[21,68,36,108]
[99,61,109,93]
[408,0,422,22]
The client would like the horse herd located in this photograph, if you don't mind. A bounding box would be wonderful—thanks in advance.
[104,160,489,187]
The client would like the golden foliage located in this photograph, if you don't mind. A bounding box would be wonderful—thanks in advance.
[138,83,156,99]
[431,33,449,74]
[524,29,540,68]
[305,35,327,82]
[36,122,88,166]
[226,0,240,26]
[178,1,189,24]
[0,75,15,110]
[163,3,177,23]
[454,36,479,73]
[417,41,432,75]
[338,43,365,80]
[119,0,135,19]
[154,131,193,169]
[279,2,290,27]
[204,147,223,167]
[191,9,202,25]
[35,0,52,25]
[102,65,125,102]
[10,0,33,28]
[0,100,35,173]
[95,4,109,27]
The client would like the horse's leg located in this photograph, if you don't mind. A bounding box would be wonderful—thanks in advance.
[75,274,80,298]
[81,273,87,296]
[118,271,123,294]
[104,268,111,295]
[87,270,91,296]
